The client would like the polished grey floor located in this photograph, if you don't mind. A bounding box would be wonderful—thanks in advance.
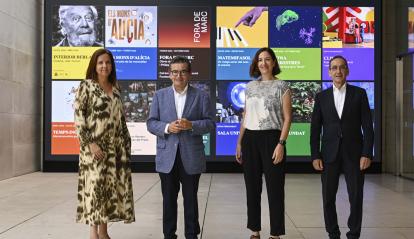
[0,173,413,239]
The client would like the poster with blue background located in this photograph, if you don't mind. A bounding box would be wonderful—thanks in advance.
[107,47,157,80]
[269,6,322,48]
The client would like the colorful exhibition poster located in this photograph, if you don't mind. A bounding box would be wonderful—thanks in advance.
[216,81,246,124]
[52,47,102,79]
[272,48,321,81]
[51,81,79,122]
[216,123,240,155]
[216,6,268,48]
[158,48,210,80]
[51,122,79,155]
[409,7,414,50]
[216,48,258,80]
[159,6,210,48]
[290,81,321,123]
[127,123,156,155]
[216,81,246,155]
[286,123,311,156]
[51,81,80,155]
[269,6,322,48]
[323,7,375,48]
[322,48,374,81]
[105,6,157,48]
[107,47,157,80]
[119,81,156,123]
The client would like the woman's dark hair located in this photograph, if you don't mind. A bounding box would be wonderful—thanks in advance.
[249,47,281,78]
[85,48,117,86]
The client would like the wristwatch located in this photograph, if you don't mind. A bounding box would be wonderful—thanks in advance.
[278,139,286,146]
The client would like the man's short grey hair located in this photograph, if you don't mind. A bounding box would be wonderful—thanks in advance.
[58,5,98,24]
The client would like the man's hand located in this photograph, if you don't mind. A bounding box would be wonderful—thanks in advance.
[168,120,181,134]
[312,159,324,171]
[178,118,193,131]
[360,156,371,171]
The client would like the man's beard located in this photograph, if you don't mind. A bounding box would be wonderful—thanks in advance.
[67,31,97,46]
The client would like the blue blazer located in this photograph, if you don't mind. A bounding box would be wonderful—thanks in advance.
[146,85,215,174]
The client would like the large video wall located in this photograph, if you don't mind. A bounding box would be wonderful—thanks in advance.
[44,1,379,163]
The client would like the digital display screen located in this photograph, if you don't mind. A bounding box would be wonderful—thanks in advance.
[44,2,378,163]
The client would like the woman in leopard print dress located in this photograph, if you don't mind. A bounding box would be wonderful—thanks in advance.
[74,49,135,239]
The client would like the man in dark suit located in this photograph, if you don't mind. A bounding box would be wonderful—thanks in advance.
[310,55,374,239]
[147,56,215,239]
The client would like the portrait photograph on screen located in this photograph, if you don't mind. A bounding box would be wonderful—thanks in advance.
[51,5,104,80]
[52,5,104,47]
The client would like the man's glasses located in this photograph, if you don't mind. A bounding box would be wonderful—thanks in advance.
[170,70,189,76]
[329,65,347,71]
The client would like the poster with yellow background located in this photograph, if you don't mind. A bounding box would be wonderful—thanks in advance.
[52,47,102,79]
[217,7,268,48]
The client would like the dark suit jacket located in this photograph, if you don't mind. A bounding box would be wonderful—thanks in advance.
[146,85,215,174]
[310,84,374,163]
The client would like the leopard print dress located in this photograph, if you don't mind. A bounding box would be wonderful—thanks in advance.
[74,79,135,225]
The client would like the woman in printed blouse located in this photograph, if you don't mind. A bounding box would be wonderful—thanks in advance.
[74,48,135,239]
[236,47,292,239]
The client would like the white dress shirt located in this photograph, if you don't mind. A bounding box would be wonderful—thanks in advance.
[333,83,346,119]
[164,84,188,134]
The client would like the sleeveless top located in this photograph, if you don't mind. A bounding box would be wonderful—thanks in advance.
[243,79,290,130]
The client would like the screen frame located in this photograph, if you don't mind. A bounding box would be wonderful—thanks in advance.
[43,0,381,172]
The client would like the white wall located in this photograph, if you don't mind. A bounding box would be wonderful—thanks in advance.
[0,0,43,180]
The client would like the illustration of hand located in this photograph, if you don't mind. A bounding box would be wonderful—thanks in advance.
[235,6,267,27]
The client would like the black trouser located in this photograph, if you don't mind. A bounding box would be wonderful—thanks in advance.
[321,142,365,239]
[159,149,201,239]
[241,129,286,236]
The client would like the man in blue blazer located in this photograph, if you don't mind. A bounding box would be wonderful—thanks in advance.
[310,55,374,239]
[147,56,215,239]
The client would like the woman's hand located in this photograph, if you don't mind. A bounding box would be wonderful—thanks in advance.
[89,143,104,160]
[235,143,243,164]
[272,144,284,164]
